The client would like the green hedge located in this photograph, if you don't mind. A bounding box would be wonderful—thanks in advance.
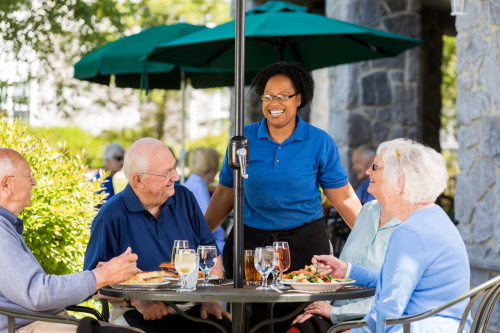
[0,117,105,274]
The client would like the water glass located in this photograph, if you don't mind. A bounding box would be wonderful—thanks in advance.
[197,245,217,286]
[254,247,275,290]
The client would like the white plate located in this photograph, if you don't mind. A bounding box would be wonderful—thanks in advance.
[282,280,356,292]
[165,275,220,281]
[110,281,171,289]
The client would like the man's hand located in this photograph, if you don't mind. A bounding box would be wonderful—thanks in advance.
[200,302,232,321]
[291,301,333,325]
[131,299,174,320]
[93,247,139,290]
[312,255,348,278]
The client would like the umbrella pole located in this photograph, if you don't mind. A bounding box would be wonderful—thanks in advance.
[180,70,186,184]
[232,0,247,290]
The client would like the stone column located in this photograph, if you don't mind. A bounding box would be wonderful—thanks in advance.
[320,0,421,185]
[454,2,500,329]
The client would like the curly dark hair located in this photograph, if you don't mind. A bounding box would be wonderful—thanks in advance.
[250,62,315,110]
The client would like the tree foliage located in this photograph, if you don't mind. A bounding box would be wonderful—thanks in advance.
[0,117,105,274]
[441,35,457,135]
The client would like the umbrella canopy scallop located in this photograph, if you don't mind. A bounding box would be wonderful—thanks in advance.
[147,1,423,72]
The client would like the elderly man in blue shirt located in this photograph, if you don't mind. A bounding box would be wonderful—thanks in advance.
[84,138,231,333]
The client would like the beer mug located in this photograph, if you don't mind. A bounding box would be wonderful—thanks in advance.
[244,249,261,285]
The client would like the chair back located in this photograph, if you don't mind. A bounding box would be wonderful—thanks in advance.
[328,274,500,333]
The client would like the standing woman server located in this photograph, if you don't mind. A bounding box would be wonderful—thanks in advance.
[205,61,362,277]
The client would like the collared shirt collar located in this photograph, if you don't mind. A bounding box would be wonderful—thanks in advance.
[257,115,308,142]
[121,183,175,213]
[0,206,24,234]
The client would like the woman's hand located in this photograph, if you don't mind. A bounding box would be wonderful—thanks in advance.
[291,301,333,325]
[312,255,348,278]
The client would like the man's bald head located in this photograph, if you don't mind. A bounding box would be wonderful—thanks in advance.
[0,148,36,216]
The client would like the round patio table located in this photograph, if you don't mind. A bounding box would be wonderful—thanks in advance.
[100,282,375,333]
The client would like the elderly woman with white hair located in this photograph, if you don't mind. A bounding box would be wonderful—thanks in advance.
[309,138,471,332]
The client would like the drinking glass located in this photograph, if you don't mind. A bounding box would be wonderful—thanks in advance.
[273,241,291,289]
[197,245,217,286]
[254,247,275,290]
[174,248,197,292]
[172,240,190,286]
[265,246,279,287]
[244,250,261,285]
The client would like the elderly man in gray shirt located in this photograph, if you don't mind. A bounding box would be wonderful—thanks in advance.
[0,148,143,333]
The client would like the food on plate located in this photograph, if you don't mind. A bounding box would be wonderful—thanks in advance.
[125,270,165,283]
[282,265,352,284]
[159,262,204,278]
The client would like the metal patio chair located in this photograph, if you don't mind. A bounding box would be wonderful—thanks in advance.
[327,274,500,333]
[0,299,109,333]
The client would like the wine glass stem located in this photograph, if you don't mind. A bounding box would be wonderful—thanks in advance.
[261,273,269,287]
[204,271,209,284]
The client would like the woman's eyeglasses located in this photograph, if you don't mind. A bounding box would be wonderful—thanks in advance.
[260,93,298,102]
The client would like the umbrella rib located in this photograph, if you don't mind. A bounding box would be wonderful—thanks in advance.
[342,34,396,57]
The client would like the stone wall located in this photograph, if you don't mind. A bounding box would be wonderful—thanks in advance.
[320,0,422,186]
[454,0,500,330]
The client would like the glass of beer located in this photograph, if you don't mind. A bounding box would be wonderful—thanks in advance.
[244,250,261,285]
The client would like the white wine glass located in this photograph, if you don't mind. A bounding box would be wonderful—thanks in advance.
[197,245,217,286]
[254,247,275,290]
[172,240,190,286]
[174,248,197,292]
[273,241,291,289]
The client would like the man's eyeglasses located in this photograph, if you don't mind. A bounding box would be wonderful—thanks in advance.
[141,160,178,179]
[114,156,124,162]
[260,93,299,102]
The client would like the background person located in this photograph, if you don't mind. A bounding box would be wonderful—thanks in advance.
[84,138,231,333]
[313,138,471,332]
[96,143,126,201]
[205,61,362,279]
[351,146,376,204]
[184,147,226,253]
[0,148,142,333]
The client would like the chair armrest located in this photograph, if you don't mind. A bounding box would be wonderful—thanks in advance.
[328,319,367,333]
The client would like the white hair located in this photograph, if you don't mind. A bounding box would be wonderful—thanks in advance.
[103,143,125,163]
[355,146,376,163]
[189,147,219,176]
[377,138,448,204]
[0,155,14,176]
[123,138,168,180]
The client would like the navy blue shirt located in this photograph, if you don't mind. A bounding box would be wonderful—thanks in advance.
[219,115,348,230]
[84,184,219,271]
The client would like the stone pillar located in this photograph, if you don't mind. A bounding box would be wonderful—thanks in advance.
[454,1,500,329]
[321,0,421,185]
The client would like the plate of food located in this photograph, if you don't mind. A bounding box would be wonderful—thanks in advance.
[282,265,355,292]
[111,271,170,289]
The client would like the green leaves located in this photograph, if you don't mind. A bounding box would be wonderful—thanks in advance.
[0,117,105,275]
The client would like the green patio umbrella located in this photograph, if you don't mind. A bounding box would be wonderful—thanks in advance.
[73,23,254,183]
[73,23,240,90]
[147,1,423,72]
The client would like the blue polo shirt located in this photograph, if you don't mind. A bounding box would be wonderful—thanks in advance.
[84,184,219,271]
[219,115,348,230]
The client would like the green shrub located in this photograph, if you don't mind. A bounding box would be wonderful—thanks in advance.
[0,117,105,274]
